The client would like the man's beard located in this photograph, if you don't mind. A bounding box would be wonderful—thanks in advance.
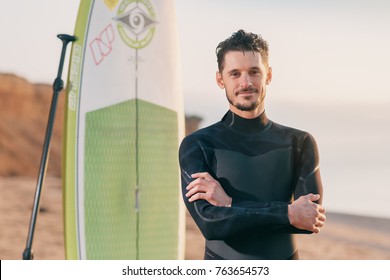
[226,90,262,112]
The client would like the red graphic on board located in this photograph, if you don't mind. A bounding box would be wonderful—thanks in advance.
[89,24,115,65]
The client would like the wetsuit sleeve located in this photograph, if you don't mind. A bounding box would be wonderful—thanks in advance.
[179,136,294,240]
[293,133,324,204]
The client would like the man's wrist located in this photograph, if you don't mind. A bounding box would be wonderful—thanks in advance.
[287,204,294,225]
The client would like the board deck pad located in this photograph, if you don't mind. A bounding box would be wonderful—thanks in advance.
[63,0,185,259]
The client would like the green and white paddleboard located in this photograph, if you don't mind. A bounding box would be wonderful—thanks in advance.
[63,0,185,259]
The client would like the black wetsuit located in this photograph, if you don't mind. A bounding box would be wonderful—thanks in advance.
[179,110,323,260]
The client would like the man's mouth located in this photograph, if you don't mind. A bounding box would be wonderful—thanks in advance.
[236,88,258,95]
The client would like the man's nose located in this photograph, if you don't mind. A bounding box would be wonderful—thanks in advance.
[240,74,252,87]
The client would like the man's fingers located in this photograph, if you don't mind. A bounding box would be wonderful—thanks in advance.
[186,184,207,197]
[188,192,205,203]
[318,213,326,222]
[316,220,325,228]
[313,219,325,233]
[191,172,214,181]
[186,177,206,190]
[186,173,229,206]
[312,227,321,234]
[306,193,320,202]
[289,195,327,233]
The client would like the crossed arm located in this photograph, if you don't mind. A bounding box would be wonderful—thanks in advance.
[185,171,326,233]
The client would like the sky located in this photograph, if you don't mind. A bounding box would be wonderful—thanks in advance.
[1,0,390,218]
[1,0,389,123]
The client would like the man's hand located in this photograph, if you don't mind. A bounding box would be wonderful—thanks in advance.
[288,193,326,233]
[185,172,232,207]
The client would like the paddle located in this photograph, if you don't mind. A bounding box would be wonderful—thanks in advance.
[22,34,76,260]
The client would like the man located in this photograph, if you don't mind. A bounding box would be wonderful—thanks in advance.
[179,30,325,260]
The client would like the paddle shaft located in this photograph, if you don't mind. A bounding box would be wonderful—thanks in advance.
[23,34,76,260]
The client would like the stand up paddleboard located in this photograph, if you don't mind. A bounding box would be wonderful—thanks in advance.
[63,0,185,259]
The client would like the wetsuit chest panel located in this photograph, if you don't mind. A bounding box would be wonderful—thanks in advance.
[214,147,293,202]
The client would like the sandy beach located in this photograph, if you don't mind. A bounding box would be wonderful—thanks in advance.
[1,176,389,260]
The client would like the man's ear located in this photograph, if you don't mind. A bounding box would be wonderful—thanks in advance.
[266,67,272,85]
[216,71,224,89]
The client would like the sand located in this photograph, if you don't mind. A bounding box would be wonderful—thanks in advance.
[1,176,389,260]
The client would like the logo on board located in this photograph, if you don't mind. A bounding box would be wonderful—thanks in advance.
[114,0,157,49]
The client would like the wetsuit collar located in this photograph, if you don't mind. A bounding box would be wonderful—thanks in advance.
[221,110,271,134]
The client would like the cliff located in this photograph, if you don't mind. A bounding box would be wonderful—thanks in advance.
[0,73,64,177]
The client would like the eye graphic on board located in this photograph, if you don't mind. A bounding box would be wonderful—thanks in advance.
[115,7,156,36]
[114,0,157,50]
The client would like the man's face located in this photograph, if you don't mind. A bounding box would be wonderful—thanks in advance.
[216,51,272,118]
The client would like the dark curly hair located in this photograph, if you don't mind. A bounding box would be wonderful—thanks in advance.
[216,29,269,72]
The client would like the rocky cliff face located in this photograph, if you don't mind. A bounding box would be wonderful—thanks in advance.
[0,73,64,177]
